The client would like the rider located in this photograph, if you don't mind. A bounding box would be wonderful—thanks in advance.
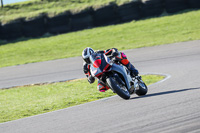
[82,47,139,92]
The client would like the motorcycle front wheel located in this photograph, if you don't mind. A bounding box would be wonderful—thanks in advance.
[106,77,130,100]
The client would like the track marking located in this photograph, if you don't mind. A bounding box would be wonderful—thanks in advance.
[142,72,171,87]
[0,73,171,125]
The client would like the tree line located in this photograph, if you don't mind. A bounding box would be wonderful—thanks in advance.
[1,0,3,8]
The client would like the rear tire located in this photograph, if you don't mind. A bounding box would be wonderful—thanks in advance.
[136,82,148,96]
[106,77,130,100]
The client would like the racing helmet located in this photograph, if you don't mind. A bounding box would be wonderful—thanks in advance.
[82,47,94,64]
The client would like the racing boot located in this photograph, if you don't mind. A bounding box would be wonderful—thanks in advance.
[125,62,139,77]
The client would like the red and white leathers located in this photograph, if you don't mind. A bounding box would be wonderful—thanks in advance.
[83,48,138,92]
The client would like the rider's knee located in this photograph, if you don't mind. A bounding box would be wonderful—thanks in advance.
[97,83,109,92]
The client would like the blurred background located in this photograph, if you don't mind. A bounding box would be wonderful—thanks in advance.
[2,0,29,5]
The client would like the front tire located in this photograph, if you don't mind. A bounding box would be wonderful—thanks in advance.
[106,77,130,100]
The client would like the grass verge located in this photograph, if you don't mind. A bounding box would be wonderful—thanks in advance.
[0,9,200,68]
[0,74,164,123]
[0,0,129,23]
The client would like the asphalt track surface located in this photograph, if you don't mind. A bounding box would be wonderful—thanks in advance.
[0,40,200,133]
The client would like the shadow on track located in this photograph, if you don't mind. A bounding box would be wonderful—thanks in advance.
[131,87,200,100]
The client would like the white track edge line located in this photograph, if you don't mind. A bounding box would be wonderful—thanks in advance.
[0,73,171,125]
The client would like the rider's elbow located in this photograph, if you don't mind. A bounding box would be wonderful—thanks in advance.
[88,75,95,84]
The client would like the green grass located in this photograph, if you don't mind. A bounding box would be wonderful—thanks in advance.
[0,9,200,68]
[0,74,164,123]
[0,0,129,23]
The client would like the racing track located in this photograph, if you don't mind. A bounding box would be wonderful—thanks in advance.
[0,40,200,133]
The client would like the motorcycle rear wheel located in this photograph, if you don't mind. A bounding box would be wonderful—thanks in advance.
[136,81,148,96]
[106,77,130,100]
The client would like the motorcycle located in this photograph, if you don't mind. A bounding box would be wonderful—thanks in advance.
[89,52,148,100]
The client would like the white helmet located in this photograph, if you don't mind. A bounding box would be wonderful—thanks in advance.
[82,47,94,64]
